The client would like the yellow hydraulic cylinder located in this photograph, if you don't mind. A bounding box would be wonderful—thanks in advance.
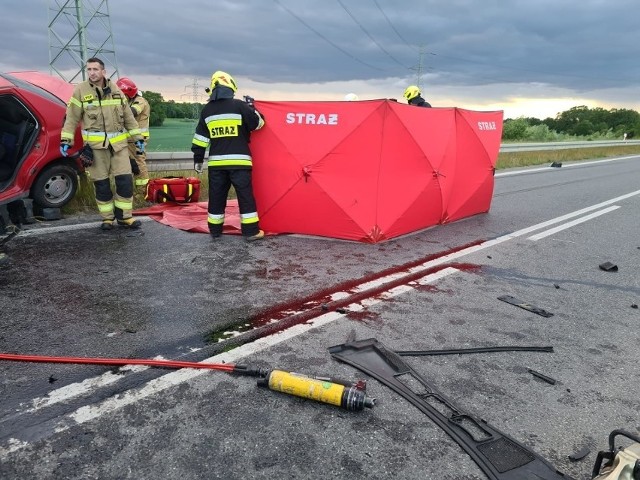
[257,370,375,411]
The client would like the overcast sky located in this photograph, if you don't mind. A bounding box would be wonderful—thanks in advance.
[2,0,639,119]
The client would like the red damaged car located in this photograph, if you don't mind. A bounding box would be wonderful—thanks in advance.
[0,71,83,212]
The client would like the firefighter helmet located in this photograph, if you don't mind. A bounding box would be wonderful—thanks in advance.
[209,71,238,93]
[403,85,421,101]
[116,77,138,99]
[344,93,359,101]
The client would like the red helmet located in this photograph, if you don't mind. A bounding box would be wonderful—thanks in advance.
[116,77,138,98]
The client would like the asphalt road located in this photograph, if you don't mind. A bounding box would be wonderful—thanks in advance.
[1,154,639,479]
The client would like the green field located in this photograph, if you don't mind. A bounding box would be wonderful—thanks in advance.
[148,118,198,152]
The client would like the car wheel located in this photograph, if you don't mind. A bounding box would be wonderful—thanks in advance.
[31,164,78,208]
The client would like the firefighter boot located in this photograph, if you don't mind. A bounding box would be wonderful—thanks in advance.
[113,174,140,228]
[117,217,142,229]
[245,230,265,242]
[101,219,114,231]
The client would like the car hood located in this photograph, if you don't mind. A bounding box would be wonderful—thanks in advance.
[8,71,74,103]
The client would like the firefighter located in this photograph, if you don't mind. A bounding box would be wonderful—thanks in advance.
[191,70,265,241]
[116,77,151,194]
[60,57,144,230]
[403,85,432,108]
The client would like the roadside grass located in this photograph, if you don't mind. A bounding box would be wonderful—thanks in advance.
[63,144,640,215]
[148,118,197,152]
[497,144,640,169]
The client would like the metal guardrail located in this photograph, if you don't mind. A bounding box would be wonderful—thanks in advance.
[500,139,640,152]
[146,140,640,172]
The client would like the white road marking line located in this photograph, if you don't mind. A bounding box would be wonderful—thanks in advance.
[25,365,149,413]
[528,206,621,241]
[17,217,152,237]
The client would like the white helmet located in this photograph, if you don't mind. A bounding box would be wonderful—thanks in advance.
[344,93,359,101]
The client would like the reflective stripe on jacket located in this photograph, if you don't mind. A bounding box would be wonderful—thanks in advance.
[129,94,151,140]
[61,78,142,151]
[191,98,264,169]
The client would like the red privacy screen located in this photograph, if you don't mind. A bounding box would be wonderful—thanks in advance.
[250,100,503,243]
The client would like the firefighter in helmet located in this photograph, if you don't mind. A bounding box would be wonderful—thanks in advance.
[60,57,143,230]
[191,70,265,241]
[116,77,151,194]
[403,85,432,108]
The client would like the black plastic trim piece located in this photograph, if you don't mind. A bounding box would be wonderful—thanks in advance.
[498,295,554,317]
[396,346,554,356]
[329,338,569,480]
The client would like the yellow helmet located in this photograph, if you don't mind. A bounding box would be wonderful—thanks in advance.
[403,85,421,101]
[209,71,237,93]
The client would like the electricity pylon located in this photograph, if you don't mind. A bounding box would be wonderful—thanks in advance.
[410,44,427,90]
[181,79,208,119]
[48,0,119,82]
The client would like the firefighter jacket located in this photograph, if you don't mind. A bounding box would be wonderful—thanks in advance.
[61,78,142,151]
[129,94,150,140]
[191,98,265,169]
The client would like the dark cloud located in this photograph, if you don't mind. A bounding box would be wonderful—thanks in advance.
[3,0,639,93]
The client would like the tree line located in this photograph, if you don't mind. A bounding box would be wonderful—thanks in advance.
[141,91,202,127]
[502,106,640,141]
[142,91,640,142]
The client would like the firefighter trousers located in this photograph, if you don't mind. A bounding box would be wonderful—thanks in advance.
[127,140,149,190]
[86,146,135,221]
[207,168,260,237]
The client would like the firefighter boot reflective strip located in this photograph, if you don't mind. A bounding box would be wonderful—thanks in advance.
[257,370,375,411]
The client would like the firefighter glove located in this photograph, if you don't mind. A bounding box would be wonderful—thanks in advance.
[129,157,140,175]
[60,143,69,157]
[243,95,255,106]
[135,140,145,153]
[79,144,94,167]
[194,162,203,174]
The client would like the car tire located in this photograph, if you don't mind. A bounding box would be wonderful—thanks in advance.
[31,163,78,208]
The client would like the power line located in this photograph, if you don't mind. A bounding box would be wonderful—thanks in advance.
[273,0,386,72]
[373,0,417,53]
[336,0,409,70]
[430,51,628,83]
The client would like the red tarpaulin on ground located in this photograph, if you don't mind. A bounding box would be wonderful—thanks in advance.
[135,200,242,235]
[138,100,502,242]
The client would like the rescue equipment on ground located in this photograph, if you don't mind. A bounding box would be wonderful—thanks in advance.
[592,430,640,479]
[257,369,375,412]
[0,352,373,412]
[329,337,569,480]
[145,176,201,203]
